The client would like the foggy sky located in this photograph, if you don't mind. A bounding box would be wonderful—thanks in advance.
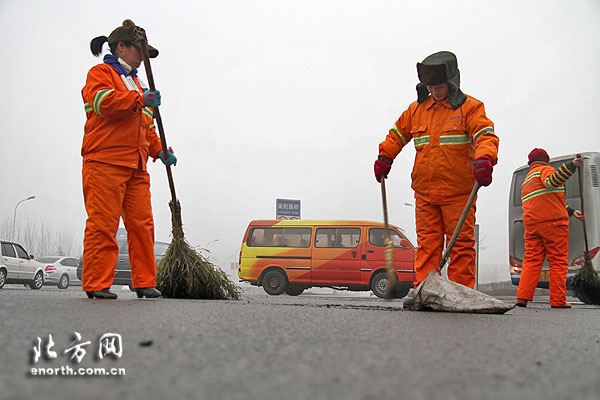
[1,0,599,283]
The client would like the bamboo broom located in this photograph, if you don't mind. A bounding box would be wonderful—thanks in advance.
[128,20,240,299]
[571,154,600,304]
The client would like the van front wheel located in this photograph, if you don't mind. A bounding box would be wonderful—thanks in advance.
[262,270,287,295]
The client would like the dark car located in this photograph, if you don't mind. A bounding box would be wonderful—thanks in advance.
[77,240,169,288]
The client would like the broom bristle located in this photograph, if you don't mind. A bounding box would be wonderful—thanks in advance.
[385,268,401,299]
[571,254,600,305]
[156,237,241,300]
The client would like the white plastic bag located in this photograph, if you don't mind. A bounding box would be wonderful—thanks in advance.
[411,270,515,314]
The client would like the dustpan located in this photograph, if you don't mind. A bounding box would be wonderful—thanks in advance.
[408,183,514,314]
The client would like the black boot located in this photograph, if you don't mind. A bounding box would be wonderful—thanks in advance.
[135,287,161,298]
[86,288,118,299]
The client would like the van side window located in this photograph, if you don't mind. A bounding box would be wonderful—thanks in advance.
[369,228,406,248]
[248,227,311,248]
[1,242,16,258]
[315,228,361,248]
[283,228,312,247]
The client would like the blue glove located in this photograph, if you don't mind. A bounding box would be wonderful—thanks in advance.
[158,147,177,166]
[143,90,161,108]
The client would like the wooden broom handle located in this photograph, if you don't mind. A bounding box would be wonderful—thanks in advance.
[380,178,391,242]
[576,154,589,252]
[439,182,481,271]
[139,40,178,204]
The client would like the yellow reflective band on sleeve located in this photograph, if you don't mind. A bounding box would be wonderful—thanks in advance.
[150,124,155,130]
[413,136,430,147]
[93,88,114,117]
[84,103,92,113]
[544,163,576,188]
[390,124,407,145]
[521,172,540,188]
[440,134,470,145]
[546,175,562,188]
[472,127,495,144]
[143,107,154,119]
[521,186,565,203]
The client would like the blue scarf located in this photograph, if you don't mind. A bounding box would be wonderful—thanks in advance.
[103,54,138,77]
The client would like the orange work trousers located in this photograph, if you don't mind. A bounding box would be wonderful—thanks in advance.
[516,222,569,306]
[82,161,156,291]
[414,192,476,288]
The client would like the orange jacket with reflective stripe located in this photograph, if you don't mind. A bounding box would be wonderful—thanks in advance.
[521,163,569,228]
[81,64,162,171]
[379,95,498,199]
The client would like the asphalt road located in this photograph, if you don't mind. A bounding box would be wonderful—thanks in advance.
[1,285,599,400]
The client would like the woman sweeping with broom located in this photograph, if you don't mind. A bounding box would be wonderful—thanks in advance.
[516,149,585,308]
[80,20,177,299]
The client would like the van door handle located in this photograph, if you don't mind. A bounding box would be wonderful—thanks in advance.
[352,251,356,258]
[367,250,374,253]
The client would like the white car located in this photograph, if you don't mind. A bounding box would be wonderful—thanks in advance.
[0,240,45,290]
[38,256,81,289]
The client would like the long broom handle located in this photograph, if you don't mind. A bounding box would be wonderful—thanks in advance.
[576,154,589,253]
[438,182,481,271]
[380,178,391,242]
[139,40,178,204]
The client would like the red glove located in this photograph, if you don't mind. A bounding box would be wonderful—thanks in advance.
[472,156,493,186]
[374,155,392,182]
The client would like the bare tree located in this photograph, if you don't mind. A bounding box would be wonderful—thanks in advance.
[0,217,82,257]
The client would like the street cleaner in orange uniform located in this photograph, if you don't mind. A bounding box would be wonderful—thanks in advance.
[81,20,177,299]
[374,51,499,299]
[516,149,584,308]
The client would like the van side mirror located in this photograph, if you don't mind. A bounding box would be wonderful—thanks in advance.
[30,255,35,259]
[399,239,410,249]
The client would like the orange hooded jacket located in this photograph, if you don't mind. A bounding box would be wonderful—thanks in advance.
[81,64,162,170]
[379,95,498,199]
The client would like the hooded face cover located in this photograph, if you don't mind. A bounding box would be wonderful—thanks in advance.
[416,51,466,109]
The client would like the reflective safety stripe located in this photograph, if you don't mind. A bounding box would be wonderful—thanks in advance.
[521,186,565,203]
[521,172,540,188]
[84,102,92,113]
[413,136,430,147]
[150,124,156,130]
[440,134,470,145]
[143,107,154,119]
[390,124,407,145]
[93,88,114,117]
[472,127,495,144]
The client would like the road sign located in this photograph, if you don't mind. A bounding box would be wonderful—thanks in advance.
[276,198,301,220]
